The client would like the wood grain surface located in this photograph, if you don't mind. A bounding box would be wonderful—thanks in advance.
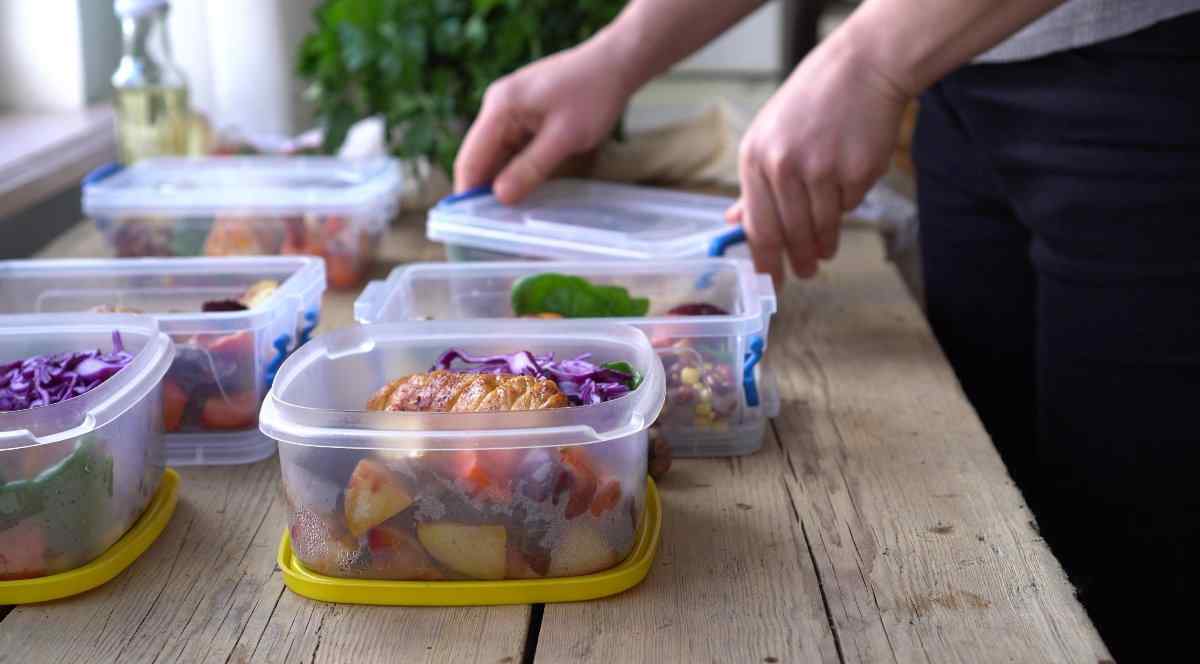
[0,214,1110,663]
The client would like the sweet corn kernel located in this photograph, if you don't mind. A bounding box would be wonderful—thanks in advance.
[680,367,701,386]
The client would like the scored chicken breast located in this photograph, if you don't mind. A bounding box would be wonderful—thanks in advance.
[366,370,569,412]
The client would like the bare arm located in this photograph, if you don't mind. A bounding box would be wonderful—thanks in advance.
[730,0,1066,281]
[843,0,1066,95]
[596,0,767,92]
[454,0,764,200]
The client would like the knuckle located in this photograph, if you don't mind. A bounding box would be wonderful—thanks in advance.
[483,79,516,108]
[763,146,792,178]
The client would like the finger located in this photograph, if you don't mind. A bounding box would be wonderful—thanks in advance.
[740,163,787,283]
[809,180,843,260]
[766,164,819,278]
[454,108,524,194]
[724,199,744,224]
[494,120,575,204]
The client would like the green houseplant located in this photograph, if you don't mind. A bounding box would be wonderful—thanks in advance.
[299,0,625,175]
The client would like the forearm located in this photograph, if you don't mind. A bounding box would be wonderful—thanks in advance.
[591,0,765,92]
[836,0,1065,96]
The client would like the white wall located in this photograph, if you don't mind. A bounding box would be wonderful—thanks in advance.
[0,1,85,111]
[675,1,782,75]
[169,0,321,137]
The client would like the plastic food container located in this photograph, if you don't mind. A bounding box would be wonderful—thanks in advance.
[83,156,404,289]
[0,257,327,466]
[260,321,665,586]
[0,314,173,582]
[427,179,751,263]
[355,259,779,456]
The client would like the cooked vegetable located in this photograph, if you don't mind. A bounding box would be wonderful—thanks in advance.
[417,522,508,580]
[0,332,132,412]
[344,459,414,536]
[511,273,649,319]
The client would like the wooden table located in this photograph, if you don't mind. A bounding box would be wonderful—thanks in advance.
[0,217,1111,663]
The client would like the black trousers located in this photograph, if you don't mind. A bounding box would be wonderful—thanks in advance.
[915,13,1200,662]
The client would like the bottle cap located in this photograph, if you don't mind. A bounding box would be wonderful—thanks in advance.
[114,0,168,19]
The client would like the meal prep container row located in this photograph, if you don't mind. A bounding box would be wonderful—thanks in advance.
[0,314,173,582]
[260,321,664,584]
[355,258,779,456]
[0,256,327,465]
[83,157,404,290]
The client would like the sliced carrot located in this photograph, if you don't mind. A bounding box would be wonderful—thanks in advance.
[559,447,598,519]
[325,254,363,289]
[200,391,258,430]
[162,380,188,432]
[590,479,622,517]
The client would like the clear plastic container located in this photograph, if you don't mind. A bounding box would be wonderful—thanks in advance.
[354,259,779,457]
[259,321,665,581]
[83,156,404,289]
[427,180,751,262]
[0,257,327,466]
[0,314,173,580]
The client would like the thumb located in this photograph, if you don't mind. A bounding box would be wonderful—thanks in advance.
[725,199,744,224]
[494,121,575,204]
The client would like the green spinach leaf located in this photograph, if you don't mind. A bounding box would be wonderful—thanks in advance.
[512,273,649,318]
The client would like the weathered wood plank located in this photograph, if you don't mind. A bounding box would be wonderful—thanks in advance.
[768,230,1110,662]
[533,442,840,664]
[534,229,1110,663]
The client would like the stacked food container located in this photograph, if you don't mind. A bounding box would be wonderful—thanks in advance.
[355,258,778,457]
[82,156,404,290]
[260,321,664,604]
[420,179,778,455]
[0,314,176,602]
[0,256,327,466]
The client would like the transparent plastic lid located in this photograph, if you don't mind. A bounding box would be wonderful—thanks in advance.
[0,314,174,450]
[0,256,326,335]
[427,180,737,261]
[83,156,405,217]
[259,321,665,451]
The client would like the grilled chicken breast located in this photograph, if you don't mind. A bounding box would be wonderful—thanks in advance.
[367,370,569,412]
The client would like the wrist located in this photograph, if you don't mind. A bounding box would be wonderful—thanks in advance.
[586,19,664,98]
[815,19,919,102]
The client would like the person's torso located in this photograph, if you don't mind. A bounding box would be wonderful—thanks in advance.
[976,0,1200,63]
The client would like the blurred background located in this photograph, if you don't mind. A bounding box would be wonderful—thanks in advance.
[3,0,900,263]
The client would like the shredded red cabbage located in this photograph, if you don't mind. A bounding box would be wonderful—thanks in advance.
[0,332,133,412]
[433,349,636,406]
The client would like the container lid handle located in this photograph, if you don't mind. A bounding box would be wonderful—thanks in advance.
[437,184,493,207]
[708,225,746,257]
[82,161,123,187]
[743,335,764,407]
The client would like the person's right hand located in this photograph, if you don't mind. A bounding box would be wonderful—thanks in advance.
[454,41,634,204]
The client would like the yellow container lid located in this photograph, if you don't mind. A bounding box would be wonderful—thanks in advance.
[278,477,661,606]
[0,468,180,605]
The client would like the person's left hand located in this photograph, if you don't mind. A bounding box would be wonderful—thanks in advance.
[728,36,911,282]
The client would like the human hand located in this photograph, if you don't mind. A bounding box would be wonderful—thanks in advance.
[727,36,910,281]
[454,41,635,204]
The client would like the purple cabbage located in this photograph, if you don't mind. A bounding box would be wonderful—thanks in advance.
[433,349,637,406]
[0,332,133,412]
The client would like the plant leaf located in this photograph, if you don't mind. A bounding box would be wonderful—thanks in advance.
[511,273,650,318]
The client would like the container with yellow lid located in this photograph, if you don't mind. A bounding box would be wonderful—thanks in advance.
[0,315,176,593]
[259,320,665,600]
